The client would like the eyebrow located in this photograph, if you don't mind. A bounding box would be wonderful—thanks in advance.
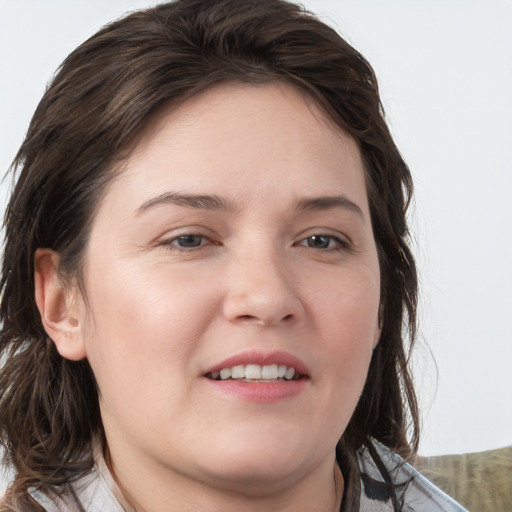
[136,191,364,219]
[136,192,237,214]
[294,195,364,218]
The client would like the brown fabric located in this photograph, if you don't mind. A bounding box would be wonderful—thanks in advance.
[415,446,512,512]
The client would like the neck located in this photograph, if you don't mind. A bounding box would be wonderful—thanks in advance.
[104,444,343,512]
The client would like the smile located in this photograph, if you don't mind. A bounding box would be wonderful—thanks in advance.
[206,364,302,382]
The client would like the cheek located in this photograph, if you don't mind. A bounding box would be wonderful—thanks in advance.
[310,268,379,399]
[87,258,211,334]
[80,260,219,401]
[315,266,380,342]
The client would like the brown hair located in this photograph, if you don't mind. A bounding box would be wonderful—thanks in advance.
[0,0,418,509]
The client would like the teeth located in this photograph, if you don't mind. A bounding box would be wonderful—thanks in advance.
[220,368,231,380]
[285,367,295,380]
[231,365,245,379]
[245,364,262,379]
[209,364,300,381]
[262,364,278,379]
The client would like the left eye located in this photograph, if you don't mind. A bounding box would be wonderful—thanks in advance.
[299,235,344,250]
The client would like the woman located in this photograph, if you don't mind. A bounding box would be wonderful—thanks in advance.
[0,0,466,510]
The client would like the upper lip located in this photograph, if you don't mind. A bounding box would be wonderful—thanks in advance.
[203,350,310,377]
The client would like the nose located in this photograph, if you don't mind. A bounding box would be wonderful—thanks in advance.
[222,249,303,327]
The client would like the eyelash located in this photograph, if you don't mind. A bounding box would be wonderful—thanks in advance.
[163,234,213,250]
[160,233,351,253]
[296,234,351,251]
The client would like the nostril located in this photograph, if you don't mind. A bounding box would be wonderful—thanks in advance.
[237,313,294,324]
[224,291,302,326]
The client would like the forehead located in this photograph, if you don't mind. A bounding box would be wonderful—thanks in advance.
[101,81,367,215]
[137,80,352,151]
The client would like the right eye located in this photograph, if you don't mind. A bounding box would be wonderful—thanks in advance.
[167,234,207,249]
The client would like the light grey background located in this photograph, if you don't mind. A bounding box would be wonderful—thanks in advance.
[1,0,511,462]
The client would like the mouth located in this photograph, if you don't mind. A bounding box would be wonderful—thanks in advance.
[203,351,309,401]
[205,363,303,382]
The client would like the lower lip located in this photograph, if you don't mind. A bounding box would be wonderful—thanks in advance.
[204,378,308,402]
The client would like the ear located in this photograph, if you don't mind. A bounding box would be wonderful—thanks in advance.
[34,248,87,361]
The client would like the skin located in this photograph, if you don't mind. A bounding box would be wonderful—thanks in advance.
[35,82,381,512]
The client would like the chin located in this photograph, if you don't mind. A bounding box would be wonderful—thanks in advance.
[205,460,304,496]
[198,433,318,494]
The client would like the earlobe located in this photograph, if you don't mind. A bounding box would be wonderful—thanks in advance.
[34,248,87,361]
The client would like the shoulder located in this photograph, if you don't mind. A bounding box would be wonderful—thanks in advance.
[356,439,468,512]
[29,461,124,512]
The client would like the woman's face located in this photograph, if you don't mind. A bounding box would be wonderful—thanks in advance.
[75,82,380,496]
